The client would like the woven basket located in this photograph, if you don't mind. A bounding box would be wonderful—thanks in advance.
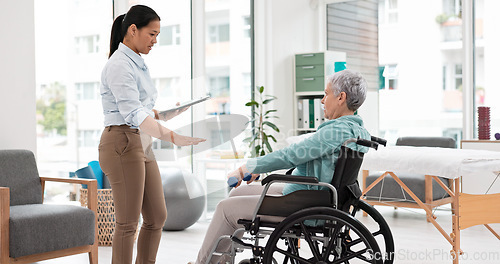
[80,188,139,246]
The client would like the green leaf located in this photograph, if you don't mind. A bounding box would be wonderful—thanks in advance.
[242,136,253,143]
[263,121,280,132]
[245,118,259,126]
[245,133,259,143]
[245,101,259,107]
[262,98,274,104]
[255,145,261,153]
[264,139,273,153]
[259,86,264,93]
[264,116,279,119]
[264,109,277,115]
[268,135,277,142]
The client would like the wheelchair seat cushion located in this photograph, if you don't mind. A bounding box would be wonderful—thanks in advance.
[257,190,332,217]
[9,204,95,258]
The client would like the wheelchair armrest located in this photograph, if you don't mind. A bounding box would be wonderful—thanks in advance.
[261,174,319,186]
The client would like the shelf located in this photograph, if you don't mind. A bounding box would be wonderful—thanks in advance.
[295,91,324,96]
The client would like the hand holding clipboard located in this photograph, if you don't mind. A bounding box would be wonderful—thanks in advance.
[156,96,210,121]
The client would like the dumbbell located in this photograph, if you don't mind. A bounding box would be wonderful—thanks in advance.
[227,173,260,187]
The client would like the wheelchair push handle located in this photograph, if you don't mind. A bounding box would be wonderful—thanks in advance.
[227,173,260,187]
[370,135,387,146]
[356,138,379,150]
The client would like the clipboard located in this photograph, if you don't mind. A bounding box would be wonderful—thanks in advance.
[159,96,210,115]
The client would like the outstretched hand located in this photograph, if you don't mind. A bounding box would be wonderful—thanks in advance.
[171,132,206,147]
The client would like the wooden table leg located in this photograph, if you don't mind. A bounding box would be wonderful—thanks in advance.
[451,178,462,264]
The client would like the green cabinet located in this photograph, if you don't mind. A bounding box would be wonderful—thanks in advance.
[294,51,346,92]
[293,51,347,135]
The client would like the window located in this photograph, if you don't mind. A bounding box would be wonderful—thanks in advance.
[154,77,181,98]
[379,0,398,24]
[243,16,251,38]
[454,64,462,90]
[443,0,461,17]
[36,0,253,213]
[209,76,230,98]
[242,73,251,95]
[78,130,100,147]
[387,0,398,23]
[443,64,462,91]
[474,0,497,131]
[381,64,399,90]
[375,0,464,140]
[159,25,180,46]
[75,35,100,54]
[208,24,230,43]
[75,82,99,100]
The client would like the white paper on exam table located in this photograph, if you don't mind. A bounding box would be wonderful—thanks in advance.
[159,96,210,115]
[361,146,500,180]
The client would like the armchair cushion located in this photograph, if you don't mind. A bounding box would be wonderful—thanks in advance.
[9,204,95,258]
[0,150,42,206]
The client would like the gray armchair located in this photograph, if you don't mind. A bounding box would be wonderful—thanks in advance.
[362,137,456,221]
[0,149,98,263]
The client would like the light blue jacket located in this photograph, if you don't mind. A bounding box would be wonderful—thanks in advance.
[246,115,370,195]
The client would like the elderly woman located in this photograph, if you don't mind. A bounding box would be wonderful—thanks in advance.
[192,69,371,264]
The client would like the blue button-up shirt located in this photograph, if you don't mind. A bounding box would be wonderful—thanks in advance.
[100,43,157,128]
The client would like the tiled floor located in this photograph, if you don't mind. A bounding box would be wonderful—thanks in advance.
[37,206,500,264]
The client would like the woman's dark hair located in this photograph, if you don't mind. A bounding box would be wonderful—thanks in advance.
[109,5,160,58]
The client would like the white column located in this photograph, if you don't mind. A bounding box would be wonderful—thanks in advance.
[462,0,475,139]
[0,0,37,153]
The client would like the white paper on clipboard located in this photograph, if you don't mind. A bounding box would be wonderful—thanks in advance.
[159,96,210,115]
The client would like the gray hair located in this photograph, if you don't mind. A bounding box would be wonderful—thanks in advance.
[327,69,367,111]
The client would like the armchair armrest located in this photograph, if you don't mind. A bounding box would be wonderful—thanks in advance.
[39,177,98,212]
[39,176,97,185]
[0,187,9,261]
[261,174,319,186]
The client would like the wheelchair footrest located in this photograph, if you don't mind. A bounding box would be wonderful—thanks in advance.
[231,237,264,257]
[231,236,253,248]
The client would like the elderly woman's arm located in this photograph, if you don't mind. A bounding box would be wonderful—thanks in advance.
[231,122,354,185]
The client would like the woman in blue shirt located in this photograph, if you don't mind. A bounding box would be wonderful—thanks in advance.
[98,5,205,264]
[192,70,370,264]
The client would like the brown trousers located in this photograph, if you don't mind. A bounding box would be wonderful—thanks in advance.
[99,125,167,264]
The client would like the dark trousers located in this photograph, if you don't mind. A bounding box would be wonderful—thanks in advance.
[99,125,167,264]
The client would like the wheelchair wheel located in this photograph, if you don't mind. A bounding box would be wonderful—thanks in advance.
[263,207,383,264]
[349,200,394,264]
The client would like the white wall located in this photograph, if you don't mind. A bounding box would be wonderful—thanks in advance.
[255,0,379,146]
[0,0,37,153]
[255,0,323,147]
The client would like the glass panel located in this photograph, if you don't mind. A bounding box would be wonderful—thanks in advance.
[160,25,174,46]
[378,0,463,144]
[35,0,113,203]
[200,0,252,216]
[117,0,193,169]
[474,0,498,139]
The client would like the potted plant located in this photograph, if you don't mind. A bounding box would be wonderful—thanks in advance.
[244,86,279,158]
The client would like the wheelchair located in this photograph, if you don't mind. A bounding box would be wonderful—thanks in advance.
[206,136,394,264]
